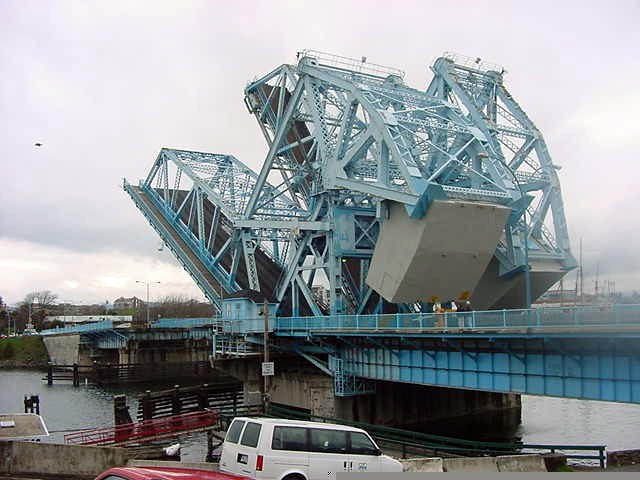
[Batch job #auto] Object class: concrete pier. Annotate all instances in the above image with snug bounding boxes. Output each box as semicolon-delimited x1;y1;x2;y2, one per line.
216;356;521;427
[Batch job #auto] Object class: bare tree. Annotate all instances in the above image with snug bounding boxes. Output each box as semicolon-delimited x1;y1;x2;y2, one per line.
151;295;215;320
23;290;59;329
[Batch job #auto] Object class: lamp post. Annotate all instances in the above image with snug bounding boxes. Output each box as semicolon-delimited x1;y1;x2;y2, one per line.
59;300;74;328
136;281;161;326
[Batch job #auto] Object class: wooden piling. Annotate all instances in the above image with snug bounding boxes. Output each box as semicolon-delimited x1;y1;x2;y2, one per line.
206;430;215;462
73;363;79;387
24;394;39;414
142;390;153;421
47;363;53;386
113;394;133;426
171;385;181;416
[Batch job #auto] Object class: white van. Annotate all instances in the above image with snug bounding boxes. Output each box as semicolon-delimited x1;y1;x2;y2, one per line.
219;417;403;480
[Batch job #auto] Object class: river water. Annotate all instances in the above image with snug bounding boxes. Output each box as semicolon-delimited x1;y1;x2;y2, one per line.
2;368;640;462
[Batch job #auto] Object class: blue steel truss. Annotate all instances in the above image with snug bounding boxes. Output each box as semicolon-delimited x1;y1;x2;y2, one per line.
124;50;585;397
426;53;575;274
126;50;575;317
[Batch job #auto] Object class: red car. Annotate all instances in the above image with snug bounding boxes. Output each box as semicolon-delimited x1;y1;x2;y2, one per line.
95;466;250;480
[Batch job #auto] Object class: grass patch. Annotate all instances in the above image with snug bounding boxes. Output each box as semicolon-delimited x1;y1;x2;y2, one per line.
0;336;48;366
553;464;575;472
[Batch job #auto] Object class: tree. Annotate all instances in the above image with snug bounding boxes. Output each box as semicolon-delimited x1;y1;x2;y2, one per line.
0;297;8;335
22;290;59;330
149;295;215;321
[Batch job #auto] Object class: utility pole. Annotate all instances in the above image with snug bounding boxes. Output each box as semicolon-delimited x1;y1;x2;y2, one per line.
263;298;270;406
579;238;584;305
136;281;161;327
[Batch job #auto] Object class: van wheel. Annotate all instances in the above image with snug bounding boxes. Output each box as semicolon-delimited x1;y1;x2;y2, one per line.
282;475;305;480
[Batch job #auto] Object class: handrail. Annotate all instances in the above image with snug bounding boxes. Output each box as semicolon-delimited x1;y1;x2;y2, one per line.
274;304;640;336
152;318;219;329
40;320;114;336
64;409;218;446
266;404;606;468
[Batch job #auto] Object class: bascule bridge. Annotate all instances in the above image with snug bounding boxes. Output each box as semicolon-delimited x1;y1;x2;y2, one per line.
98;51;638;424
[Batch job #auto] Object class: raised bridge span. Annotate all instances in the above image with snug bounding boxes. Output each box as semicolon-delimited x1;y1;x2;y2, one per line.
104;51;640;417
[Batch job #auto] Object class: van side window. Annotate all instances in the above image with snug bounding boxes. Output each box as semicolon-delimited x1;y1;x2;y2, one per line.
225;420;245;444
310;428;347;453
350;432;378;455
240;422;262;448
272;426;307;451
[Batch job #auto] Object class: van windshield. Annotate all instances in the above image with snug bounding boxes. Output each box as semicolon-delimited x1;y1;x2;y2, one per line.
225;420;245;444
350;432;378;455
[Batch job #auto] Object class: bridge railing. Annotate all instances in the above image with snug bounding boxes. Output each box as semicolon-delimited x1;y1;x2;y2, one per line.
152;318;219;329
40;320;114;336
274;304;640;334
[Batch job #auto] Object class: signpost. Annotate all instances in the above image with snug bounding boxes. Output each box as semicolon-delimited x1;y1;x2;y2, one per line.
263;299;271;408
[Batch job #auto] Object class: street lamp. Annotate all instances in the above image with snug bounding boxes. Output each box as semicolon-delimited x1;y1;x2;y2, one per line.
136;280;161;326
59;300;74;328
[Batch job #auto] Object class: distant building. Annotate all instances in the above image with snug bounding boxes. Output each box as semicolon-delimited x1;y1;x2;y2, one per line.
113;296;145;309
43;315;133;325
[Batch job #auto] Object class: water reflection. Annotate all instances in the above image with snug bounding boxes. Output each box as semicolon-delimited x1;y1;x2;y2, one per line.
2;369;640;462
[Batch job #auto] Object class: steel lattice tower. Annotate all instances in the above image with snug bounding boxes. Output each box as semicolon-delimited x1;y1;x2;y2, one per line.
125;51;575;316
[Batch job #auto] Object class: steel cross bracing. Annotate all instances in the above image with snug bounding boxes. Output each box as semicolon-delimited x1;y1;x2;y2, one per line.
125;148;306;310
127;50;575;318
426;52;576;275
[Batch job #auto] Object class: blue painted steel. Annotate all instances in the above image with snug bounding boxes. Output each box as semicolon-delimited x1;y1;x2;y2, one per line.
340;338;640;403
40;320;114;335
126;51;575;318
330;355;375;397
82;330;128;349
153;318;218;329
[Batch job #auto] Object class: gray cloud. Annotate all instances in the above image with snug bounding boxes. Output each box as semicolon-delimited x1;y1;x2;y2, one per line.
1;0;639;303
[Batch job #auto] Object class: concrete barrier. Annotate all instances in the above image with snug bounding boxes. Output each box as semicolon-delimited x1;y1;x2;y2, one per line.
496;454;547;472
0;441;128;478
607;449;640;467
443;457;499;472
401;457;444;472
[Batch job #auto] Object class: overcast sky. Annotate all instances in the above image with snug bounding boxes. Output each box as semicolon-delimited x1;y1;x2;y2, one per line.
1;0;639;306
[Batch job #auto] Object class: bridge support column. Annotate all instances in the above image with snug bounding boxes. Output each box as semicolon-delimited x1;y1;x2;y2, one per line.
215;358;263;405
216;357;521;428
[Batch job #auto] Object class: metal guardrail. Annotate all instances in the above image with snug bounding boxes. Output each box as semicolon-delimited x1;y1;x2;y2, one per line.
37;305;640;338
64;409;218;446
266;404;606;468
275;304;640;335
152;318;218;329
39;320;114;336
